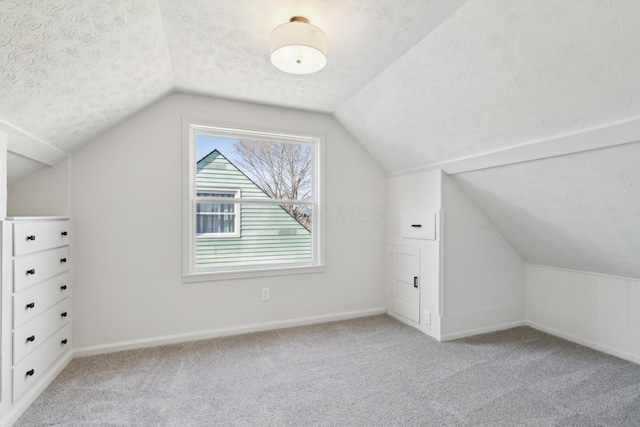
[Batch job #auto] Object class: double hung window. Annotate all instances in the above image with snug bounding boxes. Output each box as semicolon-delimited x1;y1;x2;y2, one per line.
196;189;240;237
183;121;324;281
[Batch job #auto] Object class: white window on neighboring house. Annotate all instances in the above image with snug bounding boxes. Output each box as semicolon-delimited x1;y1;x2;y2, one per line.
195;189;240;237
183;120;325;282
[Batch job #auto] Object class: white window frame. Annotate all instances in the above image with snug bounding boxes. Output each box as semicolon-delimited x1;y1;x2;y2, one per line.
195;188;241;238
182;119;326;282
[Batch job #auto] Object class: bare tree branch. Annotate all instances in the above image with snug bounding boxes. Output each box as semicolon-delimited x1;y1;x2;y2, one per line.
234;140;312;229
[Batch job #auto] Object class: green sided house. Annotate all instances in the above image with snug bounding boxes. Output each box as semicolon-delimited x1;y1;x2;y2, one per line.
195;149;311;268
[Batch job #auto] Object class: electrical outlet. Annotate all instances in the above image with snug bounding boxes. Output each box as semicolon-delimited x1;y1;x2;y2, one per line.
261;287;270;301
423;310;431;325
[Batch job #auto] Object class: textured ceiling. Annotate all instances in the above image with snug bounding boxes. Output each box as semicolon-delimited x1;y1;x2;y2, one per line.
159;0;468;112
0;0;173;154
336;0;640;173
0;0;467;158
453;142;640;279
2;0;640;278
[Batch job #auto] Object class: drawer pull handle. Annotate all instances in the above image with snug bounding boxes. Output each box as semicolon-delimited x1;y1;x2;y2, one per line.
26;302;35;309
61;285;67;290
26;235;36;241
61;231;68;236
411;224;422;228
61;339;68;345
61;312;68;318
26;269;35;276
26;335;35;343
26;369;35;377
60;258;67;263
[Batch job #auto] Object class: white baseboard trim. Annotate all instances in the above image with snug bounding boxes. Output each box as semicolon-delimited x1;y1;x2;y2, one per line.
73;308;387;358
1;351;73;427
439;303;525;341
387;310;443;341
440;320;526;341
386;310;419;327
525;320;640;366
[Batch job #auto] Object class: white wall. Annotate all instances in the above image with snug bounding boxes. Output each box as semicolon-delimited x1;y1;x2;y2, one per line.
0;132;6;219
69;93;387;353
7;158;71;217
452;142;640;280
386;169;442;243
441;174;525;339
526;264;640;364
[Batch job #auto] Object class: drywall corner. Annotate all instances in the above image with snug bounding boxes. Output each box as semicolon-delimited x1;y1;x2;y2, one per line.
440;173;525;338
526;264;640;364
0;132;6;219
7;158;71;217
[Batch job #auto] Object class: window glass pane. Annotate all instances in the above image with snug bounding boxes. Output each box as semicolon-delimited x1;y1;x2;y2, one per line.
197;191;235;198
188;127;320;277
196;211;236;235
196;203;236;235
197;202;235;213
196;135;312;202
195;203;312;268
195;190;239;235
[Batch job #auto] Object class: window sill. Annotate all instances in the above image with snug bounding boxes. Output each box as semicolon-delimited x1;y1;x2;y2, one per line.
182;264;326;283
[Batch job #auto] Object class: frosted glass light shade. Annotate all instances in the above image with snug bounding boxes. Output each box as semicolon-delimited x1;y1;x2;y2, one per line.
270;17;327;75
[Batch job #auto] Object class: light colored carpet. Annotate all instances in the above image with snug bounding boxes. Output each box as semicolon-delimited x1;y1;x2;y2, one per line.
15;315;640;426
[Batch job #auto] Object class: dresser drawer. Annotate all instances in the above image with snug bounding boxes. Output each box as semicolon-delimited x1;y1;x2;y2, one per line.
13;247;69;292
13;220;70;256
13;324;71;401
13;272;70;328
13;299;70;364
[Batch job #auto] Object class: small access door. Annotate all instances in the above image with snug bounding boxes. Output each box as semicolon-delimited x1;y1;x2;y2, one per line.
391;246;420;323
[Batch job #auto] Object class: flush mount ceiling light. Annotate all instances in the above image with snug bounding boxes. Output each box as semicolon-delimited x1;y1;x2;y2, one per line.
270;16;327;75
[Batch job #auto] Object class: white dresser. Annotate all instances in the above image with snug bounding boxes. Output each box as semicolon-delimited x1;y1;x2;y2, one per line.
0;217;72;422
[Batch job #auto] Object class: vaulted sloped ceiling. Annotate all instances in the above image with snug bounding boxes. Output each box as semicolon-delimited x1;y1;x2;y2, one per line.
158;0;468;112
332;0;640;279
453;142;640;279
0;0;467;158
335;0;640;171
0;0;173;154
2;0;640;278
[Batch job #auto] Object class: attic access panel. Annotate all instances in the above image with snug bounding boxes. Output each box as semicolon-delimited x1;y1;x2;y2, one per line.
401;210;437;240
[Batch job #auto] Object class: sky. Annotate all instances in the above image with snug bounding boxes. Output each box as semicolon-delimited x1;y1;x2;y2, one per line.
196;135;242;164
